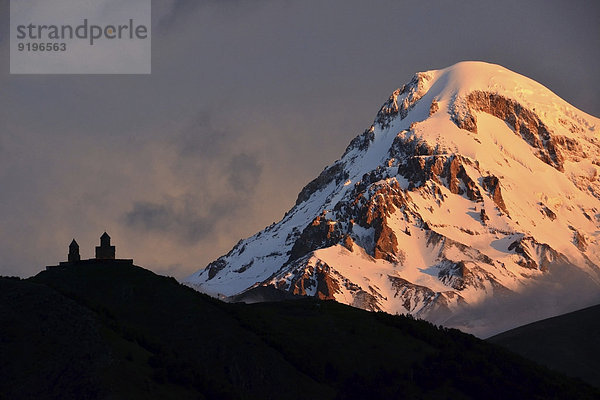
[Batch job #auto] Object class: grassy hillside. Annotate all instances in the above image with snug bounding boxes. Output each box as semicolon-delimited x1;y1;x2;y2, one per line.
489;304;600;388
0;261;597;399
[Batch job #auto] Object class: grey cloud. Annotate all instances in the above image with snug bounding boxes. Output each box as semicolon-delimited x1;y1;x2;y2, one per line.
0;0;7;45
153;0;256;32
172;111;234;159
123;199;216;245
122;192;250;246
228;153;262;193
124;202;174;231
153;0;198;31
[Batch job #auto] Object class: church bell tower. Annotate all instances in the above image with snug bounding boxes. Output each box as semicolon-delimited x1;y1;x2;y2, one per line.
68;239;80;263
95;232;116;259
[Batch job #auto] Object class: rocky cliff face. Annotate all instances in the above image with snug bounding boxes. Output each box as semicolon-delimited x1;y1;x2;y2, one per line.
186;61;600;337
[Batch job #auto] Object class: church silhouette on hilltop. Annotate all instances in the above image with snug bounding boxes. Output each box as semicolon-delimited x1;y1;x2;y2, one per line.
47;232;133;270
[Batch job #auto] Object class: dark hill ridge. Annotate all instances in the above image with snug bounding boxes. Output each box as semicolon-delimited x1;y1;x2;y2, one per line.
489;303;600;388
27;262;327;400
0;261;598;399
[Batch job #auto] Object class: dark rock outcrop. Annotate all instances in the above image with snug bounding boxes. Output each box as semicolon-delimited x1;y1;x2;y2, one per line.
387;276;437;314
507;237;562;272
295;162;346;206
342;126;375;157
461;91;564;170
574;231;588;252
206;258;227;280
274;259;341;300
541;205;557;220
289;215;344;261
375;72;432;128
482;175;509;215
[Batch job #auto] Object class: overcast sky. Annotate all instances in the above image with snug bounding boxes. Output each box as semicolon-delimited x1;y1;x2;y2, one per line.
1;0;599;279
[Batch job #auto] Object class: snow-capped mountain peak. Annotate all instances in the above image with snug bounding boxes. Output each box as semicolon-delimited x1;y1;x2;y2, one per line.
185;61;600;337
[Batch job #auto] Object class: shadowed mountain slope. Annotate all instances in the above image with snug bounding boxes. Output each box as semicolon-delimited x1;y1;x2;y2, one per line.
0;261;598;399
489;303;600;388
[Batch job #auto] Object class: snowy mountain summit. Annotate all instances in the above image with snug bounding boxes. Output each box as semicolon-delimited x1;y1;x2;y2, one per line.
186;61;600;336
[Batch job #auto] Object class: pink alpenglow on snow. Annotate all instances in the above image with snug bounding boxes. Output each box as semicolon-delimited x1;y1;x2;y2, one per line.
185;61;600;337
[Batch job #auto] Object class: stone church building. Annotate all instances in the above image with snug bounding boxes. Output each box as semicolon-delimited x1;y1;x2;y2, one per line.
47;232;133;270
